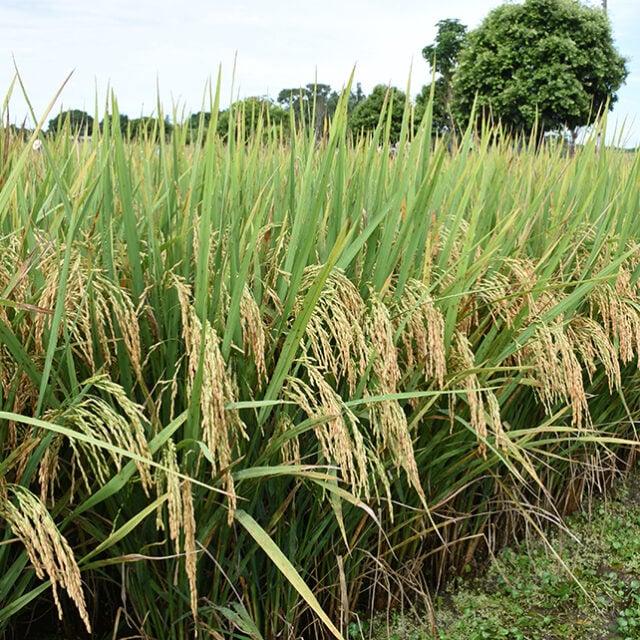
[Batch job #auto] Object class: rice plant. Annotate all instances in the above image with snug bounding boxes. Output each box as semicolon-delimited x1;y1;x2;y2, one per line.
0;76;640;639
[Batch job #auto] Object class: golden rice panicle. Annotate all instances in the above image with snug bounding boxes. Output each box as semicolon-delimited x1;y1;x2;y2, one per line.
363;290;425;501
155;438;198;620
524;321;590;429
285;361;370;498
155;440;198;625
34;252;142;378
173;274;246;523
181;478;198;626
155;439;182;540
366;391;424;502
0;346;12;409
552;323;590;430
391;279;446;387
568;316;620;393
0;236;46;432
480;264;526;330
46;375;153;499
0;352;40;450
450;331;488;459
297;266;369;395
367;292;401;393
485;388;508;452
92;375;153;490
39;434;64;505
239;285;267;384
507;258;557;318
96;273;144;379
492;258;591;428
589;262;640;367
258;222;291;294
276;414;301;466
35;254;94;366
0;484;91;633
0;236;33;341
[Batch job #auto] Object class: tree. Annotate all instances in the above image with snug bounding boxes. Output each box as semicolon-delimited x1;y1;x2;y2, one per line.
277;83;339;134
216;98;287;141
348;85;407;142
348;82;366;112
451;0;628;140
99;113;129;136
47;109;94;136
126;117;172;142
415;81;450;135
420;19;468;135
422;19;468;89
184;111;214;143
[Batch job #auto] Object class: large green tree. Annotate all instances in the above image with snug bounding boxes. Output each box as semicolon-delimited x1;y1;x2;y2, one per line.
452;0;628;140
99;113;129;136
419;19;468;135
216;97;288;141
126;116;173;142
348;82;366;112
277;83;338;134
422;19;468;89
47;109;94;136
348;85;407;142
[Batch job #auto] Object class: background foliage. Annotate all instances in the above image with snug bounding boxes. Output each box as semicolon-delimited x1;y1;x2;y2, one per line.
451;0;628;139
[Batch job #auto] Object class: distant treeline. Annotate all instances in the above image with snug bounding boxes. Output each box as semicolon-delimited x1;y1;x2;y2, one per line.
7;82;425;144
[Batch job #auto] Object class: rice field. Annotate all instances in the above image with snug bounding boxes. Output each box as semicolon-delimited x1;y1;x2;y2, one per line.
1;83;640;639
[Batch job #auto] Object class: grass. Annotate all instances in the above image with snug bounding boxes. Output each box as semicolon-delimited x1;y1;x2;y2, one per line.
359;466;640;640
1;78;640;638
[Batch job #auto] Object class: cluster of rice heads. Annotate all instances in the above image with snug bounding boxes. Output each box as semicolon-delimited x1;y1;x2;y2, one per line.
1;87;640;639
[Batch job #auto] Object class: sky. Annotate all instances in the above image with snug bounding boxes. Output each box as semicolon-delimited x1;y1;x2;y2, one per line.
1;0;638;146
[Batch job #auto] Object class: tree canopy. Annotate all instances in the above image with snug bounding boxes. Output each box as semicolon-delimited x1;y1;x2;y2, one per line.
420;19;468;135
99;113;129;136
422;19;468;87
47;109;94;135
216;98;287;141
349;85;407;142
277;83;339;134
127;117;172;142
451;0;628;138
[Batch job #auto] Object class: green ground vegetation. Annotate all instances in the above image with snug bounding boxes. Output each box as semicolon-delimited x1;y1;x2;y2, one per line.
356;469;640;640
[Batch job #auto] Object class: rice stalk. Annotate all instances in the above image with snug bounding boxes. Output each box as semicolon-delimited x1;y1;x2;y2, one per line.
295;266;369;395
284;361;370;499
4;78;640;639
0;483;90;633
39;374;153;503
155;438;199;627
33;249;142;379
389;278;447;387
173;273;246;523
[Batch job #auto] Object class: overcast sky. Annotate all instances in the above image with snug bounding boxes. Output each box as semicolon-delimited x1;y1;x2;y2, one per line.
1;0;638;146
